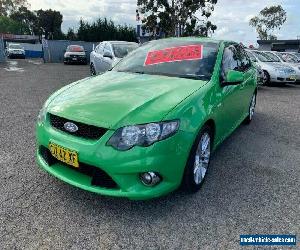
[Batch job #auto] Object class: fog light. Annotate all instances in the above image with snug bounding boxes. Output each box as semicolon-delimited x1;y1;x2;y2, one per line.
140;172;161;186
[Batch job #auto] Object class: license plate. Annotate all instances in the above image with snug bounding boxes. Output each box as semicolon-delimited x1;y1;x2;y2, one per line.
72;58;78;61
49;143;79;168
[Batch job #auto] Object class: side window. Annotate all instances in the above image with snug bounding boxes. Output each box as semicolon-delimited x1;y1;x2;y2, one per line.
236;46;252;71
96;44;104;55
104;43;111;53
221;45;239;79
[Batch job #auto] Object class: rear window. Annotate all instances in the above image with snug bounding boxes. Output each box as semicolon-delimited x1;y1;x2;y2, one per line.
113;40;219;81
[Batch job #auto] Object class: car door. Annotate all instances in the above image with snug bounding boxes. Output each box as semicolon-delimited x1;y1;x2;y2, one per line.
94;43;104;73
214;44;245;140
234;45;256;116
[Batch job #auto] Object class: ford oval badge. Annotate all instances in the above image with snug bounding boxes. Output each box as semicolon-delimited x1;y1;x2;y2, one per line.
64;122;78;133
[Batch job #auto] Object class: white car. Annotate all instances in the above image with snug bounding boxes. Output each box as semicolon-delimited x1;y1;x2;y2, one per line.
63;45;87;65
90;41;138;75
289;52;300;62
6;44;25;59
246;50;296;85
263;51;300;82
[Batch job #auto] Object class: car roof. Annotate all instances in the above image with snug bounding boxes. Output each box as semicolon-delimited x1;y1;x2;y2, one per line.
67;45;84;48
106;41;138;45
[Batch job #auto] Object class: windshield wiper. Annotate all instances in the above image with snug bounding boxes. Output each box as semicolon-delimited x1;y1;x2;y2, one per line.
176;74;208;80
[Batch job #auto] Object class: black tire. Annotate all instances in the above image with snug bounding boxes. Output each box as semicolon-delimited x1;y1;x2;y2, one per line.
244;93;256;124
182;125;213;193
263;71;270;86
90;63;96;76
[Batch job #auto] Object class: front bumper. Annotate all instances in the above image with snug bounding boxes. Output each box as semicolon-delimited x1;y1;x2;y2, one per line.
8;53;25;59
270;73;296;83
64;57;87;64
36;119;193;200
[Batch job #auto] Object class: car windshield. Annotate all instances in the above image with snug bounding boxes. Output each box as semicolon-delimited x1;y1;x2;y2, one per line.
277;53;298;63
9;44;22;50
112;43;138;58
252;51;275;62
292;53;300;60
67;46;84;52
264;52;281;62
246;51;257;62
113;40;219;80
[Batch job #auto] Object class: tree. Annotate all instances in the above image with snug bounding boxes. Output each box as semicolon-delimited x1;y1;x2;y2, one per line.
137;0;218;38
0;0;28;16
0;15;26;33
66;28;77;40
36;9;63;39
10;6;38;35
77;18;137;42
249;5;287;40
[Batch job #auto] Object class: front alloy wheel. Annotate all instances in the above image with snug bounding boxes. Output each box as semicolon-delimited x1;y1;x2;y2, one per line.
183;125;212;193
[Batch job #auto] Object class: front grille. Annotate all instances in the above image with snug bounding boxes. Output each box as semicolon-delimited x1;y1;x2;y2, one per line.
49;113;108;140
40;146;118;189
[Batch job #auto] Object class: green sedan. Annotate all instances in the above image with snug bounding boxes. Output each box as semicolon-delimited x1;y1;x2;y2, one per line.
36;38;257;200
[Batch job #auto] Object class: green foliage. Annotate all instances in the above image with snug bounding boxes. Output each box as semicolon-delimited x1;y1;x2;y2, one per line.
0;15;26;33
36;9;64;39
66;28;77;40
249;5;287;40
76;18;137;42
137;0;218;38
0;0;28;16
10;6;38;35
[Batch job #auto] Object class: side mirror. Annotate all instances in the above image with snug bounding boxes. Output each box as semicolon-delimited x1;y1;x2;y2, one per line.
103;51;113;59
222;70;244;86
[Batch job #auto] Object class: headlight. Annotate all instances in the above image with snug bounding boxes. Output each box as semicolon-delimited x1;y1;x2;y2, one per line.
107;120;180;151
37;105;47;124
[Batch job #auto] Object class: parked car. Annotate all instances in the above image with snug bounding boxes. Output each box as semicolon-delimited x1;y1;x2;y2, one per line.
246;50;264;84
279;52;300;63
263;51;300;82
90;41;139;75
37;38;257;200
64;45;87;65
6;43;25;59
246;50;296;85
289;52;300;62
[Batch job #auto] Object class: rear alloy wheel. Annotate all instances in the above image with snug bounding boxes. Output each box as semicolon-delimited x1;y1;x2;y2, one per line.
263;71;270;86
90;63;96;76
244;93;256;124
183;125;212;193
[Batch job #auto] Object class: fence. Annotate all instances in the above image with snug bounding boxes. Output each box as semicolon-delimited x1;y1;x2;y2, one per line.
43;40;97;63
0;39;6;63
23;43;43;58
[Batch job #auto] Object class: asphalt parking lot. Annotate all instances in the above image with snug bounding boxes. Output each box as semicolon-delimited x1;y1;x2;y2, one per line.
0;59;299;249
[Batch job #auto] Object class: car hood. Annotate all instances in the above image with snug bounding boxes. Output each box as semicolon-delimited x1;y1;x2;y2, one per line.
47;71;207;129
8;49;24;52
65;52;86;56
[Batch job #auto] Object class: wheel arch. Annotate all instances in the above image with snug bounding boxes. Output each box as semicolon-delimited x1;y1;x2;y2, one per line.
203;119;216;147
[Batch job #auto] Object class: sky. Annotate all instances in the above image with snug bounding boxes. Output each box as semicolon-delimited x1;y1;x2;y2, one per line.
28;0;300;46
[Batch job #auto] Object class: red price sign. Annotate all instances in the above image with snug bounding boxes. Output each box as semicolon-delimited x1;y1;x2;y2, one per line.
144;44;203;66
